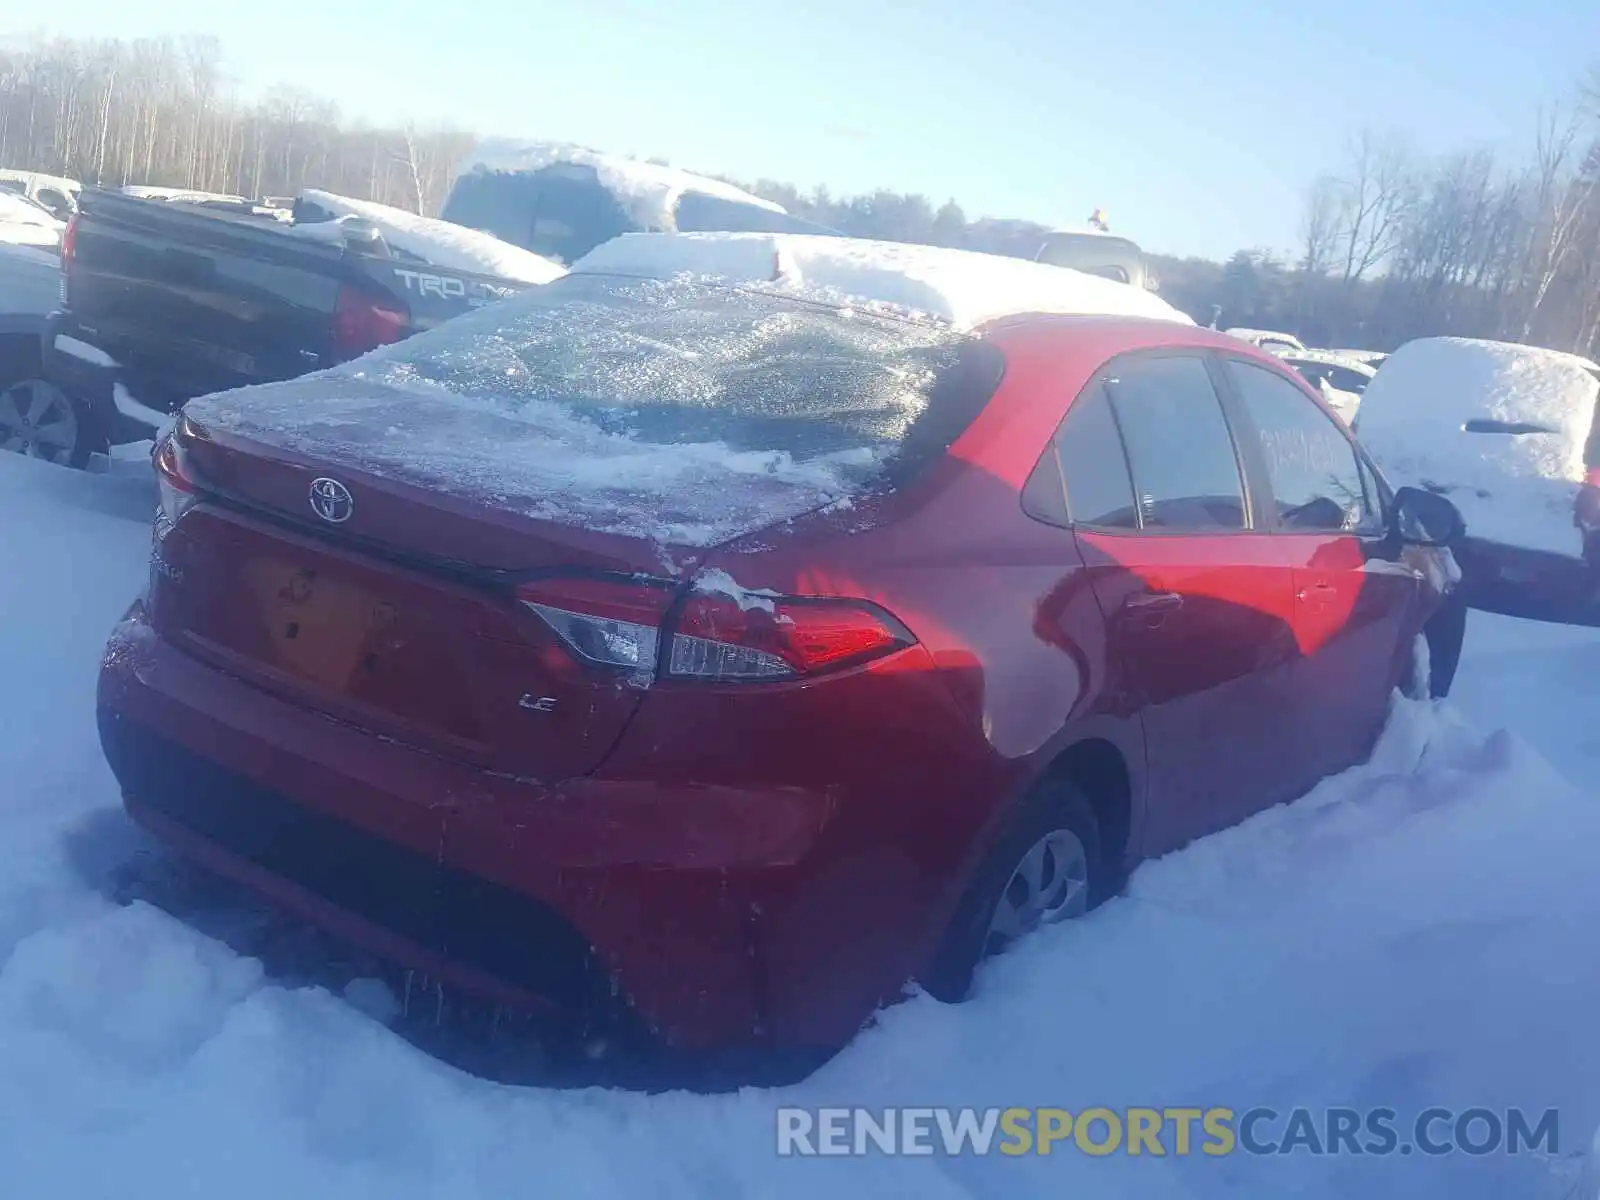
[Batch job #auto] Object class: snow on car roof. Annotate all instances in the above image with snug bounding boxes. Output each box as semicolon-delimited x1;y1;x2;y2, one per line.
569;232;1192;330
289;190;566;285
121;185;249;203
455;139;787;231
1356;337;1600;557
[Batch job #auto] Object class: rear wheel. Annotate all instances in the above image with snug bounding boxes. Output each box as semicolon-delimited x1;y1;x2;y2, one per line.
0;375;103;469
923;779;1103;1002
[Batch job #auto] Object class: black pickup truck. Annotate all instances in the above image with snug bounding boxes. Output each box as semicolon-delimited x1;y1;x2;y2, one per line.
39;188;534;465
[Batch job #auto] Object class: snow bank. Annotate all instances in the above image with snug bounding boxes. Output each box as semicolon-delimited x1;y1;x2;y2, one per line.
457;139;786;231
289;191;566;285
571;232;1192;329
4;448;1600;1197
1356;337;1600;556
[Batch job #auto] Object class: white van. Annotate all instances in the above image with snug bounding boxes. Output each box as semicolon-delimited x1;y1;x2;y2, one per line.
1034;229;1151;289
0;171;80;221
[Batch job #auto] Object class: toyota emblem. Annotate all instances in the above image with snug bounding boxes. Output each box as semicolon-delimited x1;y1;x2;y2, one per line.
308;477;354;524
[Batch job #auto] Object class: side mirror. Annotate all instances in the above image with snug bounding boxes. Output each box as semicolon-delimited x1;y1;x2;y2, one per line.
1391;485;1463;547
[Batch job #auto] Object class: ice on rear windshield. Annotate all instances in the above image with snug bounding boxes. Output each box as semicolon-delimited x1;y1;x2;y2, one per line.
342;273;988;461
188;275;1002;548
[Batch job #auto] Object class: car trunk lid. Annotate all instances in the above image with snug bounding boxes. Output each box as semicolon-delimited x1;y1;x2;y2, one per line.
151;393;764;782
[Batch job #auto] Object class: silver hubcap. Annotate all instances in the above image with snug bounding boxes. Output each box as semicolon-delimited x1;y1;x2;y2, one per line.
986;828;1090;954
0;379;78;465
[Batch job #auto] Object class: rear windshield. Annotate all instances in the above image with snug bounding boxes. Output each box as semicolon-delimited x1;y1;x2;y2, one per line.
341;273;1004;481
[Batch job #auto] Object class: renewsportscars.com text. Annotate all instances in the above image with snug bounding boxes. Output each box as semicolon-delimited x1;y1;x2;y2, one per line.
775;1106;1560;1158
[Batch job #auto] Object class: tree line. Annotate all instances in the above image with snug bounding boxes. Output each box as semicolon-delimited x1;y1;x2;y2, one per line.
4;34;1598;358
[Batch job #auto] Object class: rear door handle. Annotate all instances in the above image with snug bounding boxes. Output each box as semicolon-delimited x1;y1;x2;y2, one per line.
1296;582;1338;602
1123;591;1184;613
1121;591;1184;629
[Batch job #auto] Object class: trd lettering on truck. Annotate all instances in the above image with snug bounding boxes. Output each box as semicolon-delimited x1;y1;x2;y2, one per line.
393;269;518;306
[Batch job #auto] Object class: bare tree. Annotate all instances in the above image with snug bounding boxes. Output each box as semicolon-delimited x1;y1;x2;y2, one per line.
1334;130;1417;284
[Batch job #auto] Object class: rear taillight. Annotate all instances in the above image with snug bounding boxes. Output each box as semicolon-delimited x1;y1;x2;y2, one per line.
331;285;408;360
153;432;198;526
60;214;78;264
517;574;915;682
669;592;911;680
517;577;673;673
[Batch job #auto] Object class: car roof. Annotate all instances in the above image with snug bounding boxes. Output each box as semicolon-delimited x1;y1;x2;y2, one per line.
569;232;1190;330
976;313;1313;378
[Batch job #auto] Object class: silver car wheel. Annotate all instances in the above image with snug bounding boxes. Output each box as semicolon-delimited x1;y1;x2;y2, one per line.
985;827;1090;954
0;378;79;465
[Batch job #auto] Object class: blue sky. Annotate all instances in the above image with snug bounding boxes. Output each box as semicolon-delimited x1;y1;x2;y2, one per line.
17;0;1600;258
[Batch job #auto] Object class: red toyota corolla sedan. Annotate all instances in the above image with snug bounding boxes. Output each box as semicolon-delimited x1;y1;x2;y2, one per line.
97;273;1463;1060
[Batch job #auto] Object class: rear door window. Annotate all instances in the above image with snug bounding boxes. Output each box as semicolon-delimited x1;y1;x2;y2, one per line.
1101;355;1248;530
439;171;544;246
524;174;634;263
1055;385;1139;528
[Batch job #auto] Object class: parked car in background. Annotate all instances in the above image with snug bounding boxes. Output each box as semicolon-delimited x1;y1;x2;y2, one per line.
0;191;65;249
1356;336;1600;625
1225;328;1307;354
1033;228;1151;289
1327;348;1389;367
97;250;1463;1066
0;243;69;463
0;170;80;220
30;187;563;467
440;141;841;266
1273;349;1378;424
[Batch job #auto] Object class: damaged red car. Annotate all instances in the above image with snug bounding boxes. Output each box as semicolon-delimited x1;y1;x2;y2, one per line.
97;269;1465;1062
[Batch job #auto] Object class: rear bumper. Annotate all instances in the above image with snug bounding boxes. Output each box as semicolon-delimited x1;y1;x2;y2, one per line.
1454;536;1600;626
96;603;961;1051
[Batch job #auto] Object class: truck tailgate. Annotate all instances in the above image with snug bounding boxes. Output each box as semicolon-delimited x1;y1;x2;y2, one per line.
68;196;347;398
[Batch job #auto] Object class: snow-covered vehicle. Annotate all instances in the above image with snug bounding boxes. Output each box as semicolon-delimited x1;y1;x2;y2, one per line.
120;185;252;205
439;141;841;266
0;169;80;220
1274;349;1378;424
567;231;1190;326
35;186;565;467
1032;228;1151;289
0;191;65;249
1225;328;1306;354
1355;337;1600;625
0;243;71;464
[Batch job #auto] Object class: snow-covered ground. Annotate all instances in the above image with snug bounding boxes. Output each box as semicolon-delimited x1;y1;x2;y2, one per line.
2;448;1599;1198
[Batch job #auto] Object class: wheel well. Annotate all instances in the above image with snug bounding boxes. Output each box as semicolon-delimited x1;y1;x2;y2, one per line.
0;332;44;387
1046;738;1132;865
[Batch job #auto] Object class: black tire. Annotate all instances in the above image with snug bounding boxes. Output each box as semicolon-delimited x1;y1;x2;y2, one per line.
0;371;106;470
923;779;1104;1003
